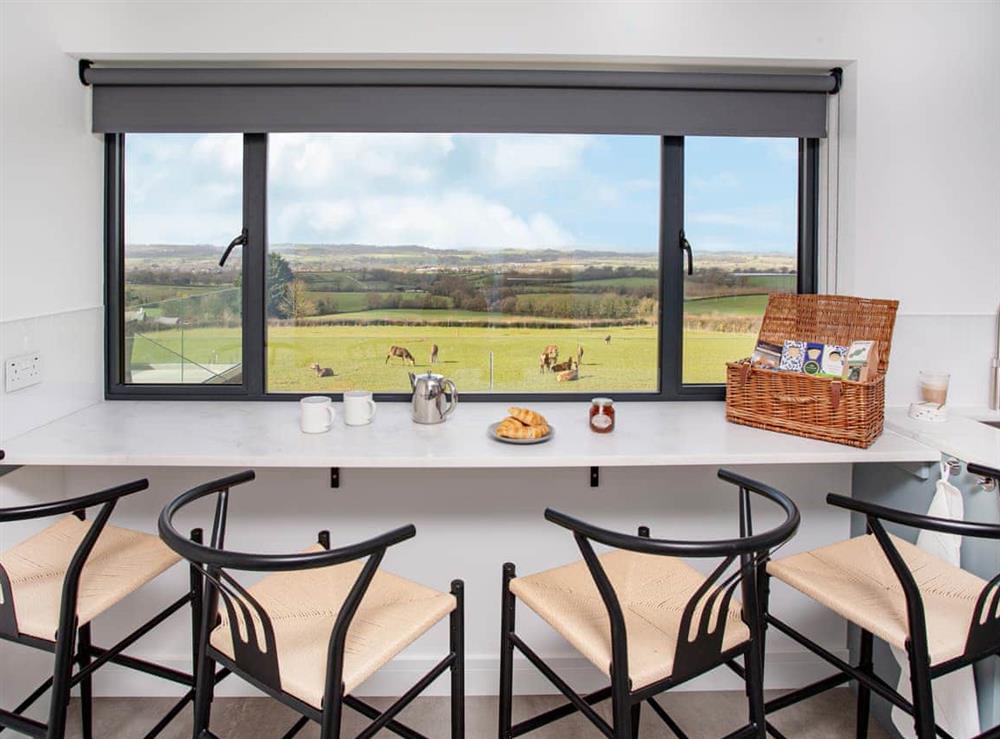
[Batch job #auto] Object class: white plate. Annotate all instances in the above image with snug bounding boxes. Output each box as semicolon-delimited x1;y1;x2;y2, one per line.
488;421;555;445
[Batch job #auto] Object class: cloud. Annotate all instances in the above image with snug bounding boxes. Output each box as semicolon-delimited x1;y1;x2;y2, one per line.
481;134;594;185
272;191;575;250
689;203;793;234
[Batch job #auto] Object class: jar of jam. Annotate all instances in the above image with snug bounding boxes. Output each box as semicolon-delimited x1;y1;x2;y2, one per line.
589;397;615;433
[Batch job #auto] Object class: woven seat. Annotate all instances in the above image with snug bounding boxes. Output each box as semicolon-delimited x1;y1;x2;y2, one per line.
767;533;986;665
210;547;456;708
510;549;750;690
0;515;181;641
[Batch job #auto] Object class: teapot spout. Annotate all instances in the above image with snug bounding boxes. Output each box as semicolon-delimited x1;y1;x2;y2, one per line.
408;371;417;390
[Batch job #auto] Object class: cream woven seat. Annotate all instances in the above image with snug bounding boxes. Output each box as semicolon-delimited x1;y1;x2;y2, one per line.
0;515;181;641
767;533;987;666
510;549;751;690
210;546;456;708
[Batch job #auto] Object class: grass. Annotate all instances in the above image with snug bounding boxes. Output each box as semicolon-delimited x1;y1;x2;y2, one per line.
683;294;769;316
129;323;754;392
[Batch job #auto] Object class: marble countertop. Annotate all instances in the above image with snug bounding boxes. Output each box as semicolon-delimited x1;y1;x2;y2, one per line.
885;406;1000;467
0;400;938;469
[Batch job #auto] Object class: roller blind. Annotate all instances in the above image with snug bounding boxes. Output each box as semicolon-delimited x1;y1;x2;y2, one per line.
82;66;839;138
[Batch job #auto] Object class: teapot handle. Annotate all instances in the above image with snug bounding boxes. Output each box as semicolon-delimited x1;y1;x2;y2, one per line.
442;379;459;418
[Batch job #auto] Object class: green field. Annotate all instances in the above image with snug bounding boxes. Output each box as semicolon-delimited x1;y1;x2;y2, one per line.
684;294;769;315
129;322;753;390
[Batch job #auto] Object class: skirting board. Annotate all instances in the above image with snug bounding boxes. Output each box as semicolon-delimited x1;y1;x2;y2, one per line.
77;650;848;699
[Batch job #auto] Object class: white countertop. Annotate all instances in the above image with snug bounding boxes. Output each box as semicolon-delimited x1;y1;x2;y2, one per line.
0;400;937;469
886;407;1000;467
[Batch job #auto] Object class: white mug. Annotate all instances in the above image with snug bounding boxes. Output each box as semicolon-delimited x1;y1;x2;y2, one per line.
343;390;377;426
300;396;335;433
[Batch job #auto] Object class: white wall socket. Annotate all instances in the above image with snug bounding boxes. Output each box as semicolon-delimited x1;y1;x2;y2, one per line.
5;352;42;393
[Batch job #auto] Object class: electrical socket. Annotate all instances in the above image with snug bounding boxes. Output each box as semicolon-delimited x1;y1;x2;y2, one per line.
5;352;42;393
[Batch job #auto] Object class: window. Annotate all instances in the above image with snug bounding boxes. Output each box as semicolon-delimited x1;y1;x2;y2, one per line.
121;133;244;385
265;133;661;394
106;132;818;400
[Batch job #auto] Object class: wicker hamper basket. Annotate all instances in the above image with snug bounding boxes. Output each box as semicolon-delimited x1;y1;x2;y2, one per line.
725;294;899;448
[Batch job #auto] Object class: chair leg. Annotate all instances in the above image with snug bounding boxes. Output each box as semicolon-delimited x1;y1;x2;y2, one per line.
629;701;641;739
192;564;218;739
856;629;874;739
46;621;79;739
77;623;94;739
907;645;936;739
450;580;465;739
320;682;345;739
498;563;517;739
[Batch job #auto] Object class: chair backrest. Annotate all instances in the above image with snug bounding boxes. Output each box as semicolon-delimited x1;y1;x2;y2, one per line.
828;462;1000;667
0;478;149;640
158;470;415;702
545;468;800;684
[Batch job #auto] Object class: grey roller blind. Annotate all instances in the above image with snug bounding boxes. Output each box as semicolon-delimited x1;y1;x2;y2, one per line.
83;67;838;138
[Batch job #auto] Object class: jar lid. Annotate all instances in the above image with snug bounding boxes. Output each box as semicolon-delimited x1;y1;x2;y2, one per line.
591;397;614;406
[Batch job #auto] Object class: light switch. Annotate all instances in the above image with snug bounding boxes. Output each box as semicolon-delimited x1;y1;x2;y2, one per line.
5;352;42;393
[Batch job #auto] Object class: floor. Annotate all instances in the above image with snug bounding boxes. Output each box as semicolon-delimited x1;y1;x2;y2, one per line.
64;690;891;738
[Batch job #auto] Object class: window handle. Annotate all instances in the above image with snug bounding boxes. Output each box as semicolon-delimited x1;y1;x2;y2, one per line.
219;228;248;267
680;229;694;276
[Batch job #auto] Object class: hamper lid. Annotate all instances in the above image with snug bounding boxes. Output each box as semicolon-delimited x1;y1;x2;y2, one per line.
757;294;898;377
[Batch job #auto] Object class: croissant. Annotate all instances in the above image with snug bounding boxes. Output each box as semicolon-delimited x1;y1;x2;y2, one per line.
497;416;550;440
507;407;548;428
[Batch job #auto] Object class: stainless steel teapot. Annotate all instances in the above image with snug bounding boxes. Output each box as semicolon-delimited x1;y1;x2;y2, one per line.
409;372;458;424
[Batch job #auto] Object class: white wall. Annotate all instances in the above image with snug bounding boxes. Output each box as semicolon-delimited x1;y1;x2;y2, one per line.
1;0;997;708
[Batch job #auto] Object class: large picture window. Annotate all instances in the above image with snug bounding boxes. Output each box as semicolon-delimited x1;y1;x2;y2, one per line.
98;67;832;401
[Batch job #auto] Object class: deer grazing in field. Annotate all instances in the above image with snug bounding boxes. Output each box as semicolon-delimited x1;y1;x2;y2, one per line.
542;344;559;363
604;334;612;345
310;362;334;377
538;352;554;374
430;344;439;364
386;345;416;365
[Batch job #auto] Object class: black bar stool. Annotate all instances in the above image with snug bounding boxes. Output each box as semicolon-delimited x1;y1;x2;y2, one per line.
158;470;465;739
497;469;800;739
0;478;202;739
764;461;1000;739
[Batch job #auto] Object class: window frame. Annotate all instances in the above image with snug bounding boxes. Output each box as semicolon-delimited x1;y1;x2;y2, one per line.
104;133;819;402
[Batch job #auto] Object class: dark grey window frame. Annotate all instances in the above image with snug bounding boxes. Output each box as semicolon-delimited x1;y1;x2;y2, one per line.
104;133;819;402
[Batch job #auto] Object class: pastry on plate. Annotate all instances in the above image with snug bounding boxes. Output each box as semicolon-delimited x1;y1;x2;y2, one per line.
496;416;550;440
507;407;548;428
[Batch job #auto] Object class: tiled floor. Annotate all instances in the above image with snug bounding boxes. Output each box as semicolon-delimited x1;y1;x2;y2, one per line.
63;690;890;737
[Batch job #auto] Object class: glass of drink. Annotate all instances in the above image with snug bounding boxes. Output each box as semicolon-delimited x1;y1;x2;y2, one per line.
918;371;950;406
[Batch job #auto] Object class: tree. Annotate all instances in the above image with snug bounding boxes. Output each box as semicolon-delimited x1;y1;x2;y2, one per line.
267;253;294;319
289;279;317;320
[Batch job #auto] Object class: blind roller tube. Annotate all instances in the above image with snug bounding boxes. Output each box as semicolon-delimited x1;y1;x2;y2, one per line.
85;66;837;137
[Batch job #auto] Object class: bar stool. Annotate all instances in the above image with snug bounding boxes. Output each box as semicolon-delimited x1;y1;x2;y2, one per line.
158;470;465;739
0;478;202;739
764;461;1000;739
498;469;800;739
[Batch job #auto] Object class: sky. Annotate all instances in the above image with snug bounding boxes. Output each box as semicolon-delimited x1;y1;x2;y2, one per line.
124;132;798;254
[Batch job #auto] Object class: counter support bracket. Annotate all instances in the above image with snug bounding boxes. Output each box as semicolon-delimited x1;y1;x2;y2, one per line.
590;467;599;488
330;467;340;489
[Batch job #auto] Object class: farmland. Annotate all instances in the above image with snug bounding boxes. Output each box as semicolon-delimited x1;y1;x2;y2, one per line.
123;243;791;389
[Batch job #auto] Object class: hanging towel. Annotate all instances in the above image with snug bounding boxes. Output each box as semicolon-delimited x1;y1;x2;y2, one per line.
890;467;980;738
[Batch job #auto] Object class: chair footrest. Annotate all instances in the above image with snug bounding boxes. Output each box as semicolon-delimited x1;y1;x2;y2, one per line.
0;708;46;738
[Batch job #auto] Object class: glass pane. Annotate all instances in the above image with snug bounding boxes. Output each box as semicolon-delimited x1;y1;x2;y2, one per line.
682;137;799;384
123;134;243;385
266;133;660;394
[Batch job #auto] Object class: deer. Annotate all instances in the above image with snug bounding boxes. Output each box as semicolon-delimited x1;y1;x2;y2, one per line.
386;345;416;365
550;357;577;374
542;344;559;363
539;352;554;373
430;344;439;364
556;367;579;382
604;334;612;345
310;362;334;377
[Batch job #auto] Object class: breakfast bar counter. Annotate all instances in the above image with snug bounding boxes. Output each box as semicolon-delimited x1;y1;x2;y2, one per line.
0;400;938;469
